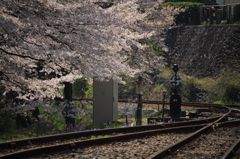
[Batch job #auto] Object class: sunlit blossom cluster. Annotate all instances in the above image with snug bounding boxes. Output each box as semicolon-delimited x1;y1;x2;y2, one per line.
0;0;183;101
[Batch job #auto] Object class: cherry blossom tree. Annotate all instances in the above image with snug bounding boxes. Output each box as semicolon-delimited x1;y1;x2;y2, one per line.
0;0;183;101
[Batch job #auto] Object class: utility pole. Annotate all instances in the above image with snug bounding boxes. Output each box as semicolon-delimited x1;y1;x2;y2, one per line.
136;77;143;125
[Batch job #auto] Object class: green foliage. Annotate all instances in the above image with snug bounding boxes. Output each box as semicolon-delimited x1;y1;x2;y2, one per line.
37;106;65;132
72;78;89;99
147;41;163;55
0;128;35;142
221;81;240;104
181;78;198;102
220;20;228;24
201;21;210;25
0;110;15;133
85;83;93;98
216;71;240;105
213;101;224;105
86;122;123;130
0;104;94;142
84;105;93;110
154;83;165;92
48;106;65;130
161;2;204;8
75;113;93;129
233;20;240;24
72;78;93;98
161;2;204;25
118;74;135;99
93;135;110;138
149;111;162;118
139;39;163;56
58;88;64;96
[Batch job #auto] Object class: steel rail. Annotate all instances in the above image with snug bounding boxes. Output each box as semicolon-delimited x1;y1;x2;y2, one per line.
0;116;221;150
78;98;234;110
0;117;219;149
0;106;233;159
221;137;240;159
0;124;205;159
216;119;240;127
147;108;231;159
2;119;238;159
219;120;240;159
0;101;232;159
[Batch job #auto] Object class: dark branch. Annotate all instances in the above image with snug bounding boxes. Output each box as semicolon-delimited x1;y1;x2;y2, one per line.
0;48;43;61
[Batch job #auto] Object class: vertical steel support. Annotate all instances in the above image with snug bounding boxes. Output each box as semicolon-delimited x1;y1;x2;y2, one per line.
162;92;166;123
136;77;143;126
136;94;142;125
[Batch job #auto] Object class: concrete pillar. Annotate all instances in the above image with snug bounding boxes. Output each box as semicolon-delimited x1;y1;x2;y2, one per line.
93;79;118;125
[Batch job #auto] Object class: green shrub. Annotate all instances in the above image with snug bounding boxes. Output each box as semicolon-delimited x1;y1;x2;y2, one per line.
220;20;228;24
118;74;135;99
216;71;240;105
182;78;198;102
0;110;15;133
201;21;210;25
222;82;240;105
85;83;93;98
72;78;89;99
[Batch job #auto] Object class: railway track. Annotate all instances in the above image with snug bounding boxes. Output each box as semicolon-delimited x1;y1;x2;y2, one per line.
0;103;239;159
1;124;205;159
0;117;216;158
159;120;240;159
147;108;239;159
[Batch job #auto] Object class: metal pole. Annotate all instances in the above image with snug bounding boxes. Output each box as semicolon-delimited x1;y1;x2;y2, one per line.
136;77;143;126
137;93;142;125
162;92;165;123
175;71;177;91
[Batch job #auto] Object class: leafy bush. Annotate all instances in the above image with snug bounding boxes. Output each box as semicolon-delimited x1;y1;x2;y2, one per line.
0;110;15;133
216;71;240;105
118;74;136;99
181;78;198;102
161;2;204;25
72;78;89;99
222;82;240;104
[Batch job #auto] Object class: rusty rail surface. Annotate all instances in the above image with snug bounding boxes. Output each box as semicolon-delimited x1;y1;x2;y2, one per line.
0;102;236;159
147;108;236;159
3;118;238;159
221;137;240;159
0;100;229;151
0;124;205;159
0;116;220;150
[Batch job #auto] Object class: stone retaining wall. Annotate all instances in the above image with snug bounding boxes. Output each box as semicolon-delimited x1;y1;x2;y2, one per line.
165;25;240;77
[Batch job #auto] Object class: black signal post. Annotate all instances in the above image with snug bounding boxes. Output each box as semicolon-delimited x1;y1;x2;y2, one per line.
170;64;181;119
172;64;179;89
136;77;143;125
172;64;179;75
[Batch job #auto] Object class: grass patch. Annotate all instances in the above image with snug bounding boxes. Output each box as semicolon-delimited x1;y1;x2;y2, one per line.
92;135;110;139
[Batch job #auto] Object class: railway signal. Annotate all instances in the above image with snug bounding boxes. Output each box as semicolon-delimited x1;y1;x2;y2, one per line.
170;76;181;86
170;64;182;119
